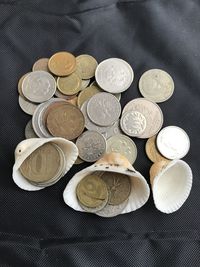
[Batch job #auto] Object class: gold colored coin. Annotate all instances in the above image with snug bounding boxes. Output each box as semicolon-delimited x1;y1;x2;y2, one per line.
76;175;108;208
48;51;76;76
18;73;30;97
77;85;101;107
101;172;131;205
66;96;78;106
32;58;49;72
46;103;85;140
76;54;98;79
57;73;81;95
19;143;61;183
145;135;170;163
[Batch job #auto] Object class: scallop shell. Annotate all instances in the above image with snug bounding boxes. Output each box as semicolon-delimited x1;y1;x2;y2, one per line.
63;153;150;215
13;137;78;191
150;160;193;213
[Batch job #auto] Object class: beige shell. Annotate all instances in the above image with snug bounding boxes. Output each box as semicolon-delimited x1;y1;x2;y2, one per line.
150;160;193;213
12;137;78;191
63;153;150;215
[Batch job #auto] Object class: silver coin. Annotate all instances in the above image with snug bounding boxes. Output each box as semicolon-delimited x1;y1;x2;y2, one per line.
87;92;121;126
25;120;38;139
76;130;106;162
120;111;146;137
102;120;122;139
106;134;137;165
122;98;163;139
95;58;134;93
139;69;174;103
81;79;90;90
32;103;47;138
156;126;190;159
89;81;121;101
18;95;38;115
96;199;128;217
22;71;56;103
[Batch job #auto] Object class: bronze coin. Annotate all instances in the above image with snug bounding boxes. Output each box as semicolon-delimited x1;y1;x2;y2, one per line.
76;54;98;79
77;85;102;107
57;73;82;95
55;89;77;100
46;103;85;140
32;58;49;72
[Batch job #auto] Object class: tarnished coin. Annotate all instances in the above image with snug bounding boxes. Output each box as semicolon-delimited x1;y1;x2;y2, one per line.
95;58;134;93
25;120;38;139
87;92;121;126
18;95;38;115
139;69;174;103
77;85;101;107
122;98;163;138
106;134;137;165
101;172;131;205
102;120;122;139
46;103;85;140
18;73;30;97
81;79;90;90
48;51;76;76
156;126;190;159
76;175;108;208
76;54;98;79
32;58;49;72
19;143;61;183
57;73;82;95
22;71;56;103
96;199;128;217
145;135;170;163
76;131;106;162
120;111;146;137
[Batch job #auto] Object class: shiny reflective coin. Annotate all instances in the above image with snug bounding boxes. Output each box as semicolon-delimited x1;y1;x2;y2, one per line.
156;126;190;159
57;73;82;95
76;54;98;79
101;172;131;205
54;89;77;100
81;79;90;90
18;73;30;97
46;103;85;140
77;85;101;108
18;95;38;115
95;58;134;93
22;71;56;103
139;69;174;103
48;51;76;76
96;199;128;217
25;120;38;139
32;58;49;72
87;92;121;126
76;175;108;208
120;111;146;137
106;134;137;165
102;120;122;139
145;135;170;163
122;98;163;138
76;131;106;162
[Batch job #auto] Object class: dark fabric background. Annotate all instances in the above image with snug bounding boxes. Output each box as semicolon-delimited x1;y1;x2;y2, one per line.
0;0;200;266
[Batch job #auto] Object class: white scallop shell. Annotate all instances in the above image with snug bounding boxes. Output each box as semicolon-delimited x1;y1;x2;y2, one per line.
13;137;78;191
63;153;150;215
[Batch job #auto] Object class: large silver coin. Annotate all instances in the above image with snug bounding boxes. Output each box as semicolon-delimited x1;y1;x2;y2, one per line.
22;71;56;103
25;120;38;139
102;120;122;139
18;95;38;115
120;111;146;137
96;199;128;217
156;126;190;159
87;92;121;126
122;98;163;139
95;58;134;93
139;69;174;103
106;134;137;165
76;131;106;162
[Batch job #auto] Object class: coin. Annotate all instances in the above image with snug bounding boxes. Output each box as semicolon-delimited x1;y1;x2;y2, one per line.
156;126;190;159
122;98;163;138
19;143;61;183
96;199;128;217
77;85;102;107
87;92;121;126
120;111;146;137
66;96;78;106
76;131;106;162
74;157;84;165
145;135;170;163
18;73;30;97
76;175;108;208
139;69;174;103
81;79;90;90
106;134;137;165
18;95;38;115
32;58;49;72
76;54;98;79
48;51;76;76
89;81;121;101
95;58;134;93
55;89;77;100
25;120;38;139
102;120;122;139
46;103;85;140
22;71;56;103
57;73;82;95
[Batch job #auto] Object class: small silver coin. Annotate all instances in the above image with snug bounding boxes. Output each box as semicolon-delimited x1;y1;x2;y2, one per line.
22;71;56;103
87;92;121;126
96;199;128;217
18;95;38;115
120;111;146;137
156;126;190;159
102;120;122;140
32;103;47;138
25;120;38;139
76;130;106;162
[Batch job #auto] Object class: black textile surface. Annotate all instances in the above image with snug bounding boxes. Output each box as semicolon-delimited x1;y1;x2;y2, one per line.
0;0;200;266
